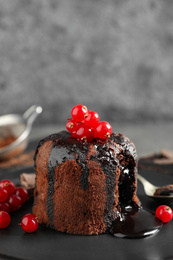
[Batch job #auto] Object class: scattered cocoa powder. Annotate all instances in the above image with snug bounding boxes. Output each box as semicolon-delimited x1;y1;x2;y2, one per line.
0;150;34;168
0;135;16;149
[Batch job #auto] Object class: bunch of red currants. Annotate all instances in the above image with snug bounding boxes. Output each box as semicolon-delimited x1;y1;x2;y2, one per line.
66;104;112;142
0;179;38;232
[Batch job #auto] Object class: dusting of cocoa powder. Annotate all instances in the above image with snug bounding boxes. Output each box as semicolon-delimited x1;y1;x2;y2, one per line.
0;150;34;168
0;135;16;149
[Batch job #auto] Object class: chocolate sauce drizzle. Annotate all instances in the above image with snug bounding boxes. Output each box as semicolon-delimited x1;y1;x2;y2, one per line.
73;144;90;190
91;141;119;227
110;133;139;208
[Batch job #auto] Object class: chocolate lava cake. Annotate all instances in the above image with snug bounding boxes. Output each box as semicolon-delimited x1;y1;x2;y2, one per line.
33;130;141;235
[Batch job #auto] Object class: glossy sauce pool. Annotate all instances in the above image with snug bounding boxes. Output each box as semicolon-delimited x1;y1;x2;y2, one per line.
110;209;163;238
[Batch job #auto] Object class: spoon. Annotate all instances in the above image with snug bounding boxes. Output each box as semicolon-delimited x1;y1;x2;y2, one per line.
0;105;42;160
137;174;173;202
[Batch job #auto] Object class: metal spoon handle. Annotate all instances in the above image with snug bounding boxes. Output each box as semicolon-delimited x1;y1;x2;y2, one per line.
137;174;158;195
23;105;42;131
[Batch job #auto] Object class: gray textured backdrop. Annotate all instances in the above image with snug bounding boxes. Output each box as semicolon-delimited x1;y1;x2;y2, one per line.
0;0;173;125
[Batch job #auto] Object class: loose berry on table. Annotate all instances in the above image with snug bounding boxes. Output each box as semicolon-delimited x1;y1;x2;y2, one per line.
0;188;8;202
0;202;10;213
7;194;22;212
0;180;15;196
15;187;29;205
0;211;11;228
155;205;173;223
21;213;38;233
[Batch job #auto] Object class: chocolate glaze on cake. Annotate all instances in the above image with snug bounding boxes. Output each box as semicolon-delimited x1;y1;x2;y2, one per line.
33;130;141;235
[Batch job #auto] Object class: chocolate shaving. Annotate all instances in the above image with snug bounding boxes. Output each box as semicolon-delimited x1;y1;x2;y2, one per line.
20;173;36;189
140;149;173;165
20;173;36;198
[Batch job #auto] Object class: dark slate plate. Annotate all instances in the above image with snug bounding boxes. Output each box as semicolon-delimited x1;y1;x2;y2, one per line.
0;141;173;260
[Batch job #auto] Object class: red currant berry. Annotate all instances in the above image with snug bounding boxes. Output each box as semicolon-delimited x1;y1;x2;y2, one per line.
155;205;173;223
75;124;95;142
71;104;88;122
95;121;112;139
0;180;15;196
0;188;8;202
21;213;38;233
66;119;79;132
7;194;22;212
71;130;77;138
0;202;10;213
15;187;29;205
84;110;100;126
0;211;11;228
